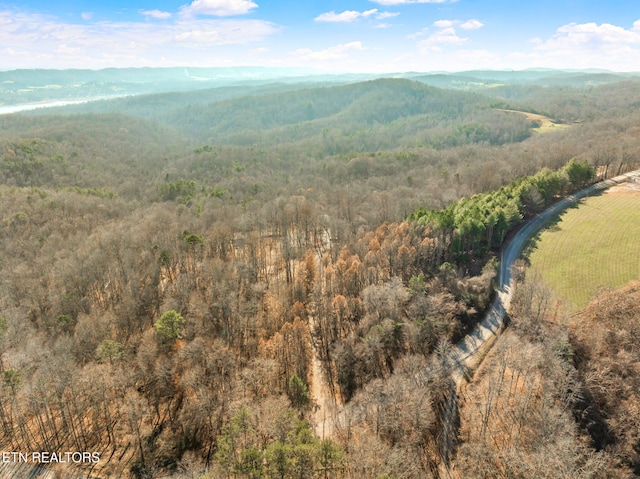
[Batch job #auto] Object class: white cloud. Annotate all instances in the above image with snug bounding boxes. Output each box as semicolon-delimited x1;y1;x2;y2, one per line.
315;10;362;23
180;0;258;17
0;8;278;68
408;27;429;39
370;0;454;4
56;43;82;55
433;20;454;28
538;21;640;50
415;19;483;52
173;19;275;44
433;19;483;30
142;10;172;19
174;29;220;42
419;27;467;52
526;20;640;71
291;41;365;61
3;46;27;57
314;9;393;23
81;12;94;21
376;11;400;20
4;5;640;73
406;19;640;72
460;19;483;30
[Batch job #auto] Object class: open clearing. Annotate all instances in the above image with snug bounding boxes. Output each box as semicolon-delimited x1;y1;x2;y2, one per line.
497;109;571;133
527;181;640;312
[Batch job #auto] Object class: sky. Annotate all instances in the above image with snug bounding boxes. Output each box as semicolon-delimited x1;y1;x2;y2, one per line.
1;0;640;72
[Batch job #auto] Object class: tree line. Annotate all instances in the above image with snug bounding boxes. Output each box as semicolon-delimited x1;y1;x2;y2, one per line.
0;76;638;478
409;158;595;264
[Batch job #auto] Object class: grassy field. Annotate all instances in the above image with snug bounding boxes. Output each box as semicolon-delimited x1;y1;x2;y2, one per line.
498;109;571;133
526;184;640;312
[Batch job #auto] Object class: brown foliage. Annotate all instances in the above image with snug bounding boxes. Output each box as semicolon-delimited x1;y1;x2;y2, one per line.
570;280;640;474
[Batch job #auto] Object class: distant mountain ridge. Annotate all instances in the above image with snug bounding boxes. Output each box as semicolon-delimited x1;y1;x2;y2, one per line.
2;67;638;107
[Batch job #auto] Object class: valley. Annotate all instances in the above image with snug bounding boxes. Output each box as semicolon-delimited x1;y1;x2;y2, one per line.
0;68;639;478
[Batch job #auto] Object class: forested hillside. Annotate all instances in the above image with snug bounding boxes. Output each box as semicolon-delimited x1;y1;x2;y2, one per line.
57;78;533;153
453;276;640;478
0;73;639;478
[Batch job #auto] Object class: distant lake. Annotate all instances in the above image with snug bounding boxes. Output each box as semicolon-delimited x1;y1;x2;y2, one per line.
0;96;126;115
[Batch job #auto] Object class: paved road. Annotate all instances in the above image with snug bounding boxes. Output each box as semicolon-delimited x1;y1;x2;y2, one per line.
451;169;640;384
317;169;640;442
435;169;640;469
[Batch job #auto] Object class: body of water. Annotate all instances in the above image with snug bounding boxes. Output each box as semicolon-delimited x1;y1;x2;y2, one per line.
0;96;127;115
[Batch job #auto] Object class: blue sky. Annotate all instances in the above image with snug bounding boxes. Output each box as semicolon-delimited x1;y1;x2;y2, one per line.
1;0;640;71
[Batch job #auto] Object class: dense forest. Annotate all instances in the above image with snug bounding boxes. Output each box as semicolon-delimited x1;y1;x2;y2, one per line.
0;69;639;478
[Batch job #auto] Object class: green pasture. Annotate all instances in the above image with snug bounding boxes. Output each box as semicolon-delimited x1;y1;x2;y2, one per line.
526;189;640;312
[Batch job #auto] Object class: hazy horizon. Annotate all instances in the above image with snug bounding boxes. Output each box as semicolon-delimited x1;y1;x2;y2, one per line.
1;1;639;72
0;66;637;74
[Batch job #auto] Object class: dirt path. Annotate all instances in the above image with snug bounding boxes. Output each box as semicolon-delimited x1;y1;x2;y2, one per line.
308;314;339;438
304;227;343;439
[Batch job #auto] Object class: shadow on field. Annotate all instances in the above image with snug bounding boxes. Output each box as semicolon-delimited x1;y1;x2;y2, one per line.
520;214;562;264
519;186;607;264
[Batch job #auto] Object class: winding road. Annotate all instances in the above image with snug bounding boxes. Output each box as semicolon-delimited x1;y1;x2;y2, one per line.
313;168;640;441
450;168;640;384
430;168;640;470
